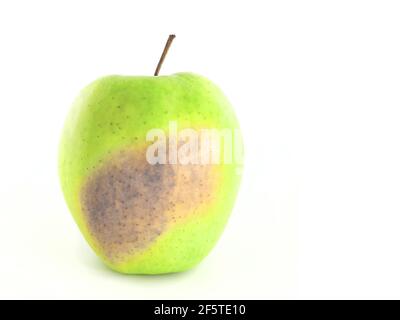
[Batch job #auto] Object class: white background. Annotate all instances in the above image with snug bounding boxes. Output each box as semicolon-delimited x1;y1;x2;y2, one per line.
1;0;400;299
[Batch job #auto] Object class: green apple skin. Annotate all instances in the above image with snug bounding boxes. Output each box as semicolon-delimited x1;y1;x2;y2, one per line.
59;72;243;274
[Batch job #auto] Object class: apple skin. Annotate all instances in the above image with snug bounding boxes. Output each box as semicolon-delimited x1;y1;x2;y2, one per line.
59;72;243;274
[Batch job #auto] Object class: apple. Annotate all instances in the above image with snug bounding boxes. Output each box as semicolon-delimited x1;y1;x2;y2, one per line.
59;35;243;274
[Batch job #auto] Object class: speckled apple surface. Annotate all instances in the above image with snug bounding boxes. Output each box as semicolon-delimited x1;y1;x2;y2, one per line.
59;73;243;274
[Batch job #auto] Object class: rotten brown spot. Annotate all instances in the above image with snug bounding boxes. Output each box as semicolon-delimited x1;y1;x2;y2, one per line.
81;147;219;261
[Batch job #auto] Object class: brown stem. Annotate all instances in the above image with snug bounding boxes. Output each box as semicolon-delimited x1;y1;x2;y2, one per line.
154;34;176;76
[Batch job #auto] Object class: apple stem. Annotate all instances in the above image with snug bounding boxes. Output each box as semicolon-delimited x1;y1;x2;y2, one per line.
154;34;176;76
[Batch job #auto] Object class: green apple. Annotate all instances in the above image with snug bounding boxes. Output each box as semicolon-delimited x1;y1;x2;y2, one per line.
58;36;243;274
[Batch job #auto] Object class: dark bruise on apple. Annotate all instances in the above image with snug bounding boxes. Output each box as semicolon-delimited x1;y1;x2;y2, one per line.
81;147;218;262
